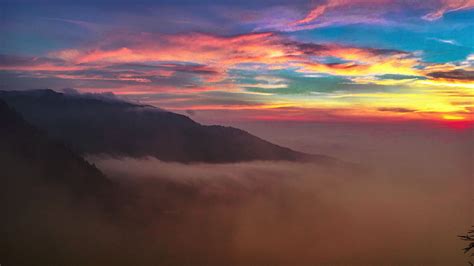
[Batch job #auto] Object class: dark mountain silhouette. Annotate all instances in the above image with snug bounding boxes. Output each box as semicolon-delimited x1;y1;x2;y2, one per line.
0;99;119;265
0;98;113;197
0;89;333;163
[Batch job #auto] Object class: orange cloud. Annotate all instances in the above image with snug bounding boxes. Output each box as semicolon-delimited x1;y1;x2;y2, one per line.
47;32;421;79
296;49;420;76
52;32;278;65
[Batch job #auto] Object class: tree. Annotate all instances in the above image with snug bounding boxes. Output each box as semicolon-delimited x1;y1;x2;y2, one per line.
459;226;474;266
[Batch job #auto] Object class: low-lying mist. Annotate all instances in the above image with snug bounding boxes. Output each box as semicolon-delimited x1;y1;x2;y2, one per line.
88;127;472;266
5;121;471;265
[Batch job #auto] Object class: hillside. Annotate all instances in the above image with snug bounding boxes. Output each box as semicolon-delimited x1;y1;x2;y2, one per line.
0;89;332;163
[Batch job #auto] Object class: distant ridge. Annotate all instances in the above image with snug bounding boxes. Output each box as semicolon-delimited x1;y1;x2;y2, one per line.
0;89;334;163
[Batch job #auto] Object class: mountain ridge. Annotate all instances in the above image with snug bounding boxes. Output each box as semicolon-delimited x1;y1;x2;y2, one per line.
0;89;334;164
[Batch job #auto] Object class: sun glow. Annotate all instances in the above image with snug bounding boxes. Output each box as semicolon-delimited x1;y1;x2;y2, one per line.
442;114;466;121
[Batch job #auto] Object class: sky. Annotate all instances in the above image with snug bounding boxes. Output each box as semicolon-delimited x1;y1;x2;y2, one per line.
0;0;473;124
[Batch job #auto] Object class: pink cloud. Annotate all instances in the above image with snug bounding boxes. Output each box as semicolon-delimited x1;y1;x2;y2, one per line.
284;0;474;31
46;31;420;79
423;0;474;20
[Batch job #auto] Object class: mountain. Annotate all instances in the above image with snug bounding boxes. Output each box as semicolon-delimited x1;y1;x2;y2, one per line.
0;89;333;163
0;99;121;265
0;98;113;197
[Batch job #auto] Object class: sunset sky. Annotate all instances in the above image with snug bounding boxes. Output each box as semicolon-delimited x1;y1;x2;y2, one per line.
1;0;473;124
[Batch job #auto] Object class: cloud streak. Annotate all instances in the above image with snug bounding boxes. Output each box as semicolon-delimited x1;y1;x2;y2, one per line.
285;0;474;30
422;0;474;20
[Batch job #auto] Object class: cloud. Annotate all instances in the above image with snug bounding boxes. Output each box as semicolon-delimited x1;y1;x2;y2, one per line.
0;53;229;93
427;69;474;81
290;0;392;28
0;54;83;71
41;17;102;32
377;107;417;113
429;37;460;46
42;32;423;80
247;0;391;31
240;75;290;90
0;32;425;94
60;87;128;103
281;0;474;31
422;0;474;20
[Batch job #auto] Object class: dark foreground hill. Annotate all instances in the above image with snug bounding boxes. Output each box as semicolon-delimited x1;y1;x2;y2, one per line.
0;98;113;198
0;99;119;265
0;89;332;163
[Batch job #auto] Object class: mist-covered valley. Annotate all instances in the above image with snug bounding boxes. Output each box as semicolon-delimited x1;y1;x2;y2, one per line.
86;122;472;265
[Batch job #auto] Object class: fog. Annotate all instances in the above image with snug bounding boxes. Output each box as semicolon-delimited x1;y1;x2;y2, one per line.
88;122;473;265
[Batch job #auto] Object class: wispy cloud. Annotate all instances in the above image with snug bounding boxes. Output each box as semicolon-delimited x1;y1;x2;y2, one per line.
422;0;474;20
254;0;474;31
428;37;460;46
